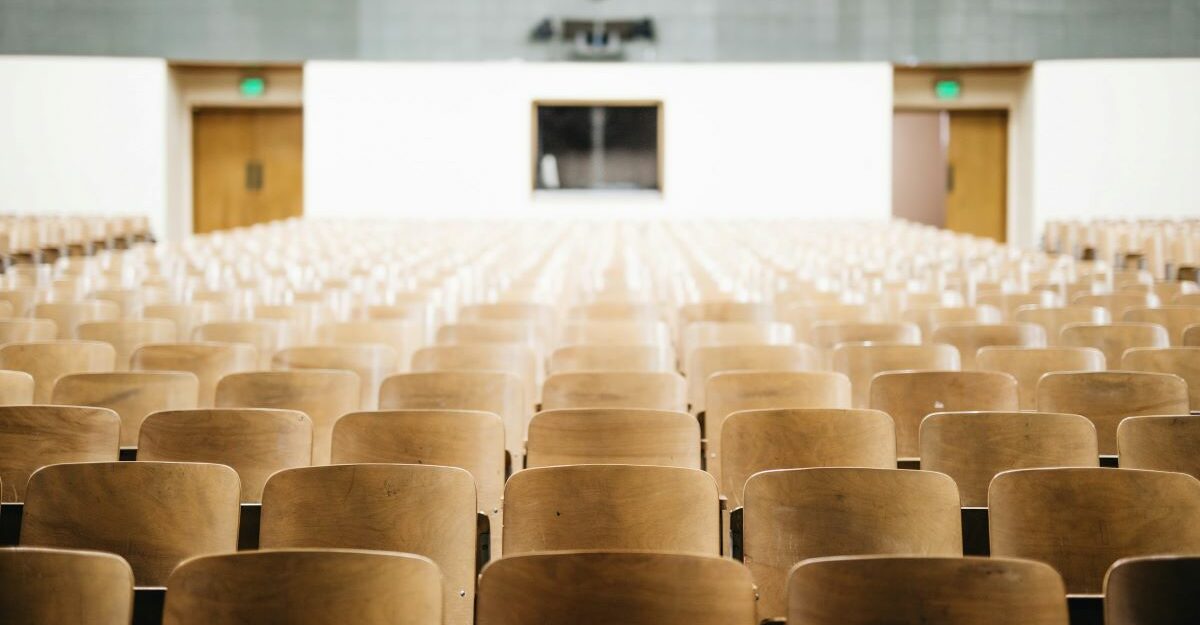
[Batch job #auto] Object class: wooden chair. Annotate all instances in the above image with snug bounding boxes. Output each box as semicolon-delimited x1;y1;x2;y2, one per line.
1184;322;1200;346
215;370;358;466
1117;415;1200;480
550;344;675;374
743;467;962;620
476;551;756;625
193;320;293;369
0;405;119;502
721;408;896;505
1073;292;1159;318
979;291;1059;319
929;322;1046;369
989;467;1200;593
0;319;57;343
331;409;506;553
316;319;422;371
0;369;34;405
162;549;442;625
436;321;539;351
526;408;700;469
138;408;312;502
33;301;120;339
0;341;115;403
977;346;1105;410
0;547;134;625
568;301;662;322
686;344;820;414
503;464;719;555
920;411;1098;506
0;288;38;318
273;345;397;410
144;302;232;341
541;371;686;412
788;555;1069;625
786;303;882;342
901;305;1002;337
261;464;476;625
869;370;1018;459
51;371;198;447
559;320;669;346
1124;280;1200;304
680;300;773;326
1037;371;1189;454
77;320;176;370
1014;305;1110;346
1121;348;1200;411
681;322;793;371
1060;322;1170;369
831;343;960;408
379;371;525;464
705;371;851;487
131;342;257;407
1123;306;1200;345
1104;555;1200;625
809;321;920;365
21;461;241;585
412;343;539;411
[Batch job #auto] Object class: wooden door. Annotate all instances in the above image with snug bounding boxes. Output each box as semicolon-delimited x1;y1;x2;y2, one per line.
945;110;1007;242
193;108;302;234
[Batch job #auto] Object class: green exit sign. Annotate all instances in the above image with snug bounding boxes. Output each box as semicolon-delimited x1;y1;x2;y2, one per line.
239;76;266;98
934;78;962;100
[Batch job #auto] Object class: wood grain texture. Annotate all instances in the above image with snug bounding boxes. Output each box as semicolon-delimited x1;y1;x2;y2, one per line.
412;343;539;410
1060;322;1170;370
832;342;961;407
163;549;440;625
945;110;1008;242
788;555;1069;625
0;547;134;625
260;464;476;625
21;461;241;585
686;344;821;413
722;408;896;505
503;464;719;555
131;342;257;407
1122;347;1200;411
526;408;700;469
744;467;962;620
929;322;1046;369
549;344;674;374
52;371;199;447
989;467;1200;593
541;371;686;412
139;408;312;502
477;551;756;625
0;369;35;405
869;370;1018;458
33;301;120;339
1117;415;1200;481
216;370;359;465
1104;555;1200;625
273;344;398;410
1123;306;1200;345
193;321;294;369
977;346;1106;410
0;405;119;502
77;320;177;370
681;322;793;371
0;340;115;402
315;319;422;372
1037;371;1188;454
920;411;1098;506
0;319;58;343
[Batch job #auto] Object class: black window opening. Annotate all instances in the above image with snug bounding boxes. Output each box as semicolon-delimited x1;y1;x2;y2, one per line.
534;103;661;191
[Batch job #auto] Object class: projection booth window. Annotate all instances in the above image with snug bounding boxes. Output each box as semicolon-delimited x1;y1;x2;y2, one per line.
533;102;662;191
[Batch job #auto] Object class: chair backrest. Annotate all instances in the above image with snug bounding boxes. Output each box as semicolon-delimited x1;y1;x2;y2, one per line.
436;321;539;350
131;342;257;407
1059;322;1170;369
832;343;961;408
526;408;700;469
138;408;312;502
163;549;442;625
0;341;115;403
1037;371;1189;454
568;301;661;322
476;551;757;625
0;288;38;317
1117;415;1200;481
0;318;57;343
989;467;1200;593
721;408;896;505
143;302;232;341
541;371;686;412
809;321;920;363
788;555;1069;625
52;371;199;447
1013;306;1110;346
980;290;1059;319
1123;306;1200;345
686;344;821;413
77;320;176;370
261;464;476;625
1073;292;1158;318
1185;323;1200;346
412;343;539;410
869;370;1018;459
681;322;793;371
0;547;134;625
503;464;719;556
33;300;120;339
0;369;35;405
744;467;962;620
273;344;398;410
559;320;668;346
215;370;359;465
787;303;882;342
316;319;422;371
193;320;293;368
920;411;1099;506
0;405;119;502
928;322;1046;369
977;346;1106;410
901;305;1002;337
1122;347;1200;411
21;461;241;585
549;344;674;374
379;371;525;463
680;300;773;325
1104;555;1200;625
705;371;852;486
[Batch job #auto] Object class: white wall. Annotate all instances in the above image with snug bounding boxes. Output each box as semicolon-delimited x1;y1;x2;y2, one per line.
0;56;169;236
304;62;893;220
1032;59;1200;235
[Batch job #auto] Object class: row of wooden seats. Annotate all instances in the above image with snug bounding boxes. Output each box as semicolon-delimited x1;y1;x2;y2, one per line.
1043;218;1200;280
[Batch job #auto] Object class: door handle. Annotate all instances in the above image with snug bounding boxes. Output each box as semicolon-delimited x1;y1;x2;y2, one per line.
245;160;264;191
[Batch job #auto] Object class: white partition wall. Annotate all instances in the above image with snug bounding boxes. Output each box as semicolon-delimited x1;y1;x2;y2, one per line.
304;62;894;220
0;56;169;234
